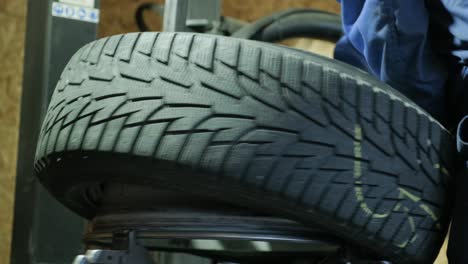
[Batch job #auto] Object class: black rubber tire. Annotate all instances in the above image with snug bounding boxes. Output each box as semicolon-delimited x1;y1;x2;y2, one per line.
35;32;454;263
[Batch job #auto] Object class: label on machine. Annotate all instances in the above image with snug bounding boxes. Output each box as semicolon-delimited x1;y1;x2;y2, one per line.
52;2;100;23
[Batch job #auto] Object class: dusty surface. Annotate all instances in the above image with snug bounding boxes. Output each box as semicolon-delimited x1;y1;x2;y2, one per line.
0;0;26;263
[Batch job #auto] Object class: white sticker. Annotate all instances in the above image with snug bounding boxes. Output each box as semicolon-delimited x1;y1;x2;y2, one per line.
52;2;100;23
59;0;95;8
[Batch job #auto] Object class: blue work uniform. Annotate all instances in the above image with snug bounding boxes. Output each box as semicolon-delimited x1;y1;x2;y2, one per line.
335;1;468;263
335;0;468;124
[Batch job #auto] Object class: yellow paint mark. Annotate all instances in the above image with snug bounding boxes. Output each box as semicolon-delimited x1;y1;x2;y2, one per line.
419;204;441;229
396;240;409;248
398;187;421;202
393;191;418;249
354;125;363;141
403;206;416;232
398;187;441;230
398;187;440;227
394;215;418;249
434;163;450;177
397;234;419;249
441;167;450;177
353;125;390;219
394;202;402;211
351;124;442;249
419;204;438;221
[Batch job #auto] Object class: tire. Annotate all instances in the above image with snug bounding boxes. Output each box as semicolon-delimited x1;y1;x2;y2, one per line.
34;32;454;263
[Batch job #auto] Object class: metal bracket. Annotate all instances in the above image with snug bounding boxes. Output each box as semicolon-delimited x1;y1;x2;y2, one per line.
11;1;99;263
73;231;154;264
163;0;221;32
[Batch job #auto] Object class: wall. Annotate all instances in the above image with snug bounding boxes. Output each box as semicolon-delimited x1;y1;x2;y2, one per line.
0;1;26;263
99;0;340;36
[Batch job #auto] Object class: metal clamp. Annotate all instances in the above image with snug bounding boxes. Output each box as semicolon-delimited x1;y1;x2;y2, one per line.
163;0;221;32
72;231;154;264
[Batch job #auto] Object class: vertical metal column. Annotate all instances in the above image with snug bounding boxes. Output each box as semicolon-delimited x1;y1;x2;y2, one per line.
163;0;221;32
11;1;100;263
163;0;190;32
